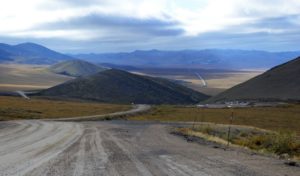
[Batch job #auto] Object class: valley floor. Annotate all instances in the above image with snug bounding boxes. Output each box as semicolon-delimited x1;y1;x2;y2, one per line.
0;64;72;91
130;68;263;95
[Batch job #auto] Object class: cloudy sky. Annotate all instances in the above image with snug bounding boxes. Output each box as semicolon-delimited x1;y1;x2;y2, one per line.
0;0;300;53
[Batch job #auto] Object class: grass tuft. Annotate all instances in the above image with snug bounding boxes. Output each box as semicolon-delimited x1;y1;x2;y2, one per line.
130;104;300;136
176;125;300;159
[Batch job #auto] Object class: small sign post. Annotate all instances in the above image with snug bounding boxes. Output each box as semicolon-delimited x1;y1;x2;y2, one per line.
227;106;234;147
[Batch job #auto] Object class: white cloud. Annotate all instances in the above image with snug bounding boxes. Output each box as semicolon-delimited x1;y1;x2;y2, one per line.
0;0;299;40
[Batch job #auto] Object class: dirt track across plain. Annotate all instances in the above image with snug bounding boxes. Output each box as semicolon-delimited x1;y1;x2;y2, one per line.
49;104;151;121
0;120;299;176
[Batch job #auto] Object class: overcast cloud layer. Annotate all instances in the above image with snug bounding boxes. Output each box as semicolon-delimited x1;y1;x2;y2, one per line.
0;0;299;53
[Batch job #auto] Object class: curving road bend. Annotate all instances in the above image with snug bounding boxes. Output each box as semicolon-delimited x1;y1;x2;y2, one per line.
0;110;299;175
48;104;151;121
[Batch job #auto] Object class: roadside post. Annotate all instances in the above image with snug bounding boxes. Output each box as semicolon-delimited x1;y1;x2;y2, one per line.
227;105;234;147
192;107;197;130
193;105;205;130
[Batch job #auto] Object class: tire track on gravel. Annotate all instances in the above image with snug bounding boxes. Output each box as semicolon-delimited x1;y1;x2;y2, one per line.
1;104;299;176
0;121;83;176
101;130;153;176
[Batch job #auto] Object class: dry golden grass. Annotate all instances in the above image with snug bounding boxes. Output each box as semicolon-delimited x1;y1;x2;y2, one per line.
130;104;300;136
0;96;131;120
132;69;263;95
176;125;300;159
181;71;262;95
0;64;73;91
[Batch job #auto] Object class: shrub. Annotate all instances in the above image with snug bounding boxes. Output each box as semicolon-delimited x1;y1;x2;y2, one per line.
242;131;300;157
271;131;298;155
195;125;214;135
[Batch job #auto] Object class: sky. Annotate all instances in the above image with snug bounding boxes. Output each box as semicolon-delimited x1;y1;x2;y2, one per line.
0;0;300;53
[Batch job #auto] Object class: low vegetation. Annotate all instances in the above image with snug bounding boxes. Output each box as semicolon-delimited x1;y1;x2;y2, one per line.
130;104;300;135
39;69;209;104
131;104;300;159
0;96;130;120
207;56;300;102
175;124;300;159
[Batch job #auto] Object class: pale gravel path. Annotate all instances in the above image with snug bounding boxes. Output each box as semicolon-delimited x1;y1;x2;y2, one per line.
0;113;299;175
0;120;83;176
45;104;151;121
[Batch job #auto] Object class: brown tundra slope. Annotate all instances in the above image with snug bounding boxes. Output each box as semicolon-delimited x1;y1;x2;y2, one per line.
208;56;300;102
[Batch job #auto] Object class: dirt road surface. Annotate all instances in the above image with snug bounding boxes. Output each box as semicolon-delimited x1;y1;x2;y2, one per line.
50;104;151;121
0;120;299;176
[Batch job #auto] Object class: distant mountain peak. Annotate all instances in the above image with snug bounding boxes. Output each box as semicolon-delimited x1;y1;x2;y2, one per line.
0;42;74;64
15;42;42;46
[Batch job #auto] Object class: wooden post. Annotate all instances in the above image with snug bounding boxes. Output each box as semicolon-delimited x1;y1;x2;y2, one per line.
192;107;197;130
227;111;233;147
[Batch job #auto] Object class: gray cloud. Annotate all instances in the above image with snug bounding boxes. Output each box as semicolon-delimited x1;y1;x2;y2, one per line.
1;0;300;53
37;13;184;37
248;15;300;31
3;27;299;54
2;6;300;53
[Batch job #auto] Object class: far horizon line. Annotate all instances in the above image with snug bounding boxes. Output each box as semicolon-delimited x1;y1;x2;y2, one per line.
69;48;300;55
2;41;300;54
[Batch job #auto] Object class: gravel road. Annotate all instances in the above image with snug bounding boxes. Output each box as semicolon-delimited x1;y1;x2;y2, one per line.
47;104;151;121
0;120;299;176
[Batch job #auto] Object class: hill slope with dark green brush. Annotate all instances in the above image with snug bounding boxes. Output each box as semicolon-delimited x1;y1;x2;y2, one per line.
48;59;107;77
39;69;209;104
208;56;300;102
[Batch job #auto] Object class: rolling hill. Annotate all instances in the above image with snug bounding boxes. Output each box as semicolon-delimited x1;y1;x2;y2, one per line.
48;60;107;77
207;56;300;102
0;42;73;64
38;69;209;104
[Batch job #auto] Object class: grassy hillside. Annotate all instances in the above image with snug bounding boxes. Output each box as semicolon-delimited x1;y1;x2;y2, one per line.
0;96;130;120
208;57;300;102
130;104;300;136
49;59;107;77
39;69;210;104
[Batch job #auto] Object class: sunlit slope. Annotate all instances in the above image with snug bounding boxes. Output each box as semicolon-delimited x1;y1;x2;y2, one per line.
48;59;107;77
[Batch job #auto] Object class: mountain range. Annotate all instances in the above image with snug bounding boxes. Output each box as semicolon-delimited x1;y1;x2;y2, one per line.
38;69;209;104
0;43;73;64
74;49;300;69
1;42;299;70
207;56;300;102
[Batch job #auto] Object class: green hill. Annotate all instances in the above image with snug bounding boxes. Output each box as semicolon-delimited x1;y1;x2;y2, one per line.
48;59;107;77
39;69;209;104
208;56;300;102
